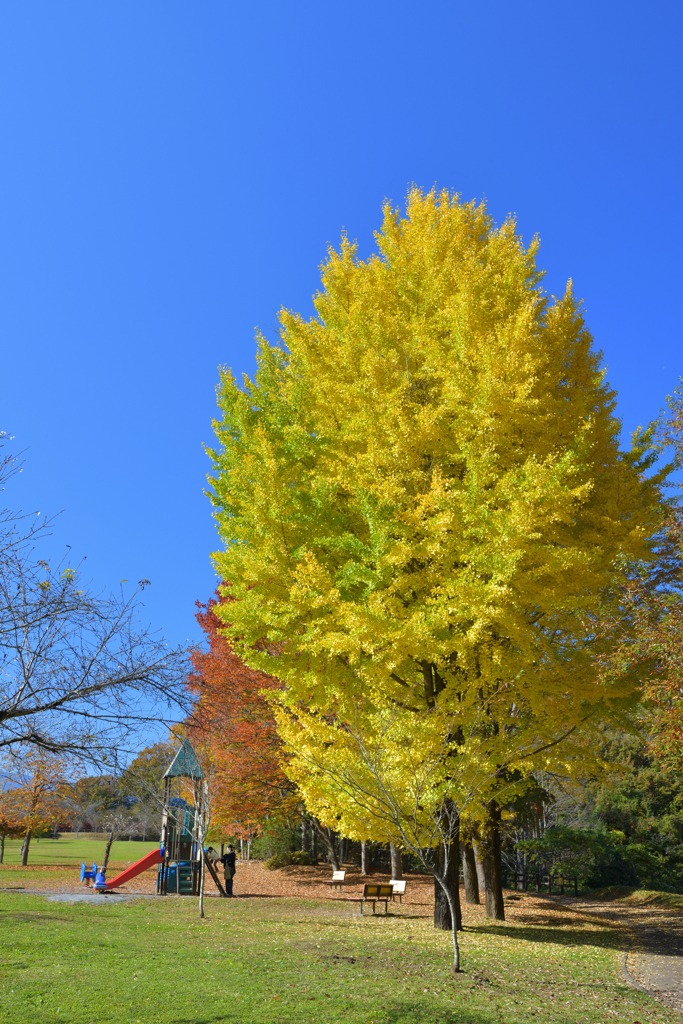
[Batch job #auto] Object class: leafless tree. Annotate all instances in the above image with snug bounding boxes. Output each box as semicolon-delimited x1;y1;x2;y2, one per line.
100;810;140;873
0;436;190;761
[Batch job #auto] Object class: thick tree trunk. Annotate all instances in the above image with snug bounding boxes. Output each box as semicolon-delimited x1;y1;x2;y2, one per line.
462;842;480;904
20;830;32;866
433;842;462;932
312;829;317;861
481;801;505;921
389;843;403;880
361;841;368;875
312;820;339;870
302;818;311;853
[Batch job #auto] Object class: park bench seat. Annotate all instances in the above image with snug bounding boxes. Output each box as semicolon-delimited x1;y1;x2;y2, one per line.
390;879;406;902
330;870;346;890
359;883;393;914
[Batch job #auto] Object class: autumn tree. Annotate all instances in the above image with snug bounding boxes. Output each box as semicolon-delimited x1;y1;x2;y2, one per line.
1;749;70;864
124;742;177;799
208;189;665;926
0;792;22;863
187;593;293;839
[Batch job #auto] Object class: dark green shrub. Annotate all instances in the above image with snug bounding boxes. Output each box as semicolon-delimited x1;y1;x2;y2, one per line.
264;849;317;870
251;817;299;861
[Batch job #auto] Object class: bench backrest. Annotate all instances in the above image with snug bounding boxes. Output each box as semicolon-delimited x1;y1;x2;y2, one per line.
390;880;406;894
363;883;393;898
331;870;346;881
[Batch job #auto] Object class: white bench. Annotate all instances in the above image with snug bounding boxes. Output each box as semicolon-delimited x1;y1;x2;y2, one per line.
330;870;346;890
390;879;407;902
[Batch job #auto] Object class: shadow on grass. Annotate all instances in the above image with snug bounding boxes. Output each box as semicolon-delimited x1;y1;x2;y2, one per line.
172;1005;497;1024
355;1002;501;1024
469;921;625;951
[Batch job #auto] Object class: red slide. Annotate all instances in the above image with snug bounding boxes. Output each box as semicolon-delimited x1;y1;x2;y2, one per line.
105;848;163;889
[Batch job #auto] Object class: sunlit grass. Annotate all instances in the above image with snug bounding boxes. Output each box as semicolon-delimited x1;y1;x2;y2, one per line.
0;891;678;1024
0;836;159;868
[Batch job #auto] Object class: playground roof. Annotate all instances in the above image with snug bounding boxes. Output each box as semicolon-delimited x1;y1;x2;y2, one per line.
164;738;204;779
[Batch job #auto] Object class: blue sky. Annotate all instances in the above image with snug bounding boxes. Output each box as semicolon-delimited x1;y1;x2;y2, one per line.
1;1;681;650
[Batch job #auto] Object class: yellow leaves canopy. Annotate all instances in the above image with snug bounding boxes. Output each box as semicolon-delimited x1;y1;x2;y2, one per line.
209;189;665;833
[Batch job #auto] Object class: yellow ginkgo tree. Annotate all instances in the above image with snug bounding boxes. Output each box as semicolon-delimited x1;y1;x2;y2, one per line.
209;188;666;931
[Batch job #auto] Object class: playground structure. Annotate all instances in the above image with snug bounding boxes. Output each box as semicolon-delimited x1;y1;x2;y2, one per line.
157;738;208;896
79;739;225;897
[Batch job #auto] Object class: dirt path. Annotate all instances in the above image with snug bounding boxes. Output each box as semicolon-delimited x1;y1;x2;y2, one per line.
547;894;683;1014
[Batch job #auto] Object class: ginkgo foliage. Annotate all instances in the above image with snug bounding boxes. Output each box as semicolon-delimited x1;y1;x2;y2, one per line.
209;189;666;848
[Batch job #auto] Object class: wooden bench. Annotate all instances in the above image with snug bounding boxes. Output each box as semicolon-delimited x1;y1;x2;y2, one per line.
390;879;406;902
358;883;393;914
330;870;346;890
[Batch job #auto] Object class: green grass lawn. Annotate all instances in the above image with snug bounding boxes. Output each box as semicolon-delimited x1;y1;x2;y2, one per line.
0;836;159;868
0;891;678;1024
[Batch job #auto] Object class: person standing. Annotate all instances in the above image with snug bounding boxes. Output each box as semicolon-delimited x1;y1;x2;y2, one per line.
222;844;236;897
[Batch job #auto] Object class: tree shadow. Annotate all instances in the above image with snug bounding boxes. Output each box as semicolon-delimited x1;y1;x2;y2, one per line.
470;921;625;951
378;1001;500;1023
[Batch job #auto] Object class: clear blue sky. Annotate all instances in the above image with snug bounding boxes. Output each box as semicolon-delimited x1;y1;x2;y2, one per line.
1;1;681;650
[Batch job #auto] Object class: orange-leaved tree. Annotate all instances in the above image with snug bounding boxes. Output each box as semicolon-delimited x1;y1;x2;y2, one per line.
0;790;22;863
186;592;294;841
0;749;71;864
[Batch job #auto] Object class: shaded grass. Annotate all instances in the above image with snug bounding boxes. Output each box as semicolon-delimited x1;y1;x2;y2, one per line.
581;885;683;911
0;891;680;1024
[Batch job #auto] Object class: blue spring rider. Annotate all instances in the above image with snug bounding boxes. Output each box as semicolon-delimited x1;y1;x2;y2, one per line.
80;862;108;889
80;861;97;884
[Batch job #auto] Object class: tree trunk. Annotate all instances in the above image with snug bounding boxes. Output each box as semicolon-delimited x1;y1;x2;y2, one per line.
434;873;462;973
311;828;317;861
361;841;368;875
481;801;505;921
102;829;115;871
473;840;486;893
389;843;403;880
0;834;4;864
462;842;480;904
302;817;311;853
312;820;339;870
199;852;205;919
433;842;462;931
20;829;32;866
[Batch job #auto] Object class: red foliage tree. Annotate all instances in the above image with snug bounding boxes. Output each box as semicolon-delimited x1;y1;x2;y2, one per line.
186;591;295;838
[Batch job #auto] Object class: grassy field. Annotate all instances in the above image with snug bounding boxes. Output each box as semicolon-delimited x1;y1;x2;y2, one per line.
0;890;678;1024
0;836;159;868
0;837;161;891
